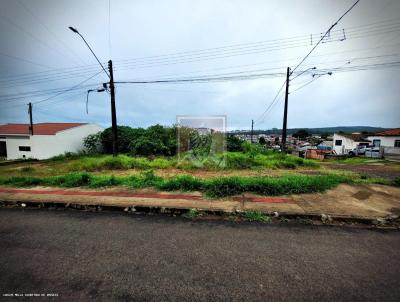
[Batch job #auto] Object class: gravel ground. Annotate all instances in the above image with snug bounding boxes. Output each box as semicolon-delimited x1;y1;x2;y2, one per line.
1;208;400;302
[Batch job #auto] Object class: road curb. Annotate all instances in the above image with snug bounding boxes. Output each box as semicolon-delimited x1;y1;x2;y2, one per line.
1;199;398;227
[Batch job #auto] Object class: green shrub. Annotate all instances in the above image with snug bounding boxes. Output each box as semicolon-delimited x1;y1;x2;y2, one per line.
159;175;203;191
243;211;271;222
0;176;43;186
89;175;122;188
83;132;102;154
48;172;92;187
50;152;83;161
225;152;256;169
393;177;400;187
183;208;201;219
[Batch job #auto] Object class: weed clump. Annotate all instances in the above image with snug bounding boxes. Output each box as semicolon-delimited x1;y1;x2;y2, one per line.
243;211;272;223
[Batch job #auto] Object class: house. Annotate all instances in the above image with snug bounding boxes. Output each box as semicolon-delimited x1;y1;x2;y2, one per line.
0;123;103;160
367;128;400;160
332;133;370;155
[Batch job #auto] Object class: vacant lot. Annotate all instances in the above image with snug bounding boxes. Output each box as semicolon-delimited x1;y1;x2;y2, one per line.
0;153;399;198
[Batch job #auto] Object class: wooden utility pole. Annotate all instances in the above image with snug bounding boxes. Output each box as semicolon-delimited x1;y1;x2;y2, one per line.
281;67;290;153
28;102;33;135
108;60;118;156
251;119;254;143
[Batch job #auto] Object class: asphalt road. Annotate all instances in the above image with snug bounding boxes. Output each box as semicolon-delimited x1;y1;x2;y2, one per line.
0;209;399;302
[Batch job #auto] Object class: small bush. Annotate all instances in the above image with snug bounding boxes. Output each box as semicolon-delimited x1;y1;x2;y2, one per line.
243;211;271;223
49;152;83;161
393;177;400;187
48;172;92;187
89;175;122;188
183;208;201;219
159;175;203;191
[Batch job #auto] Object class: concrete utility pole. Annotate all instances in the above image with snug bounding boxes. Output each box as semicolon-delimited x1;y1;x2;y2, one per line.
281;67;290;153
108;60;118;156
251;119;254;143
28;102;33;135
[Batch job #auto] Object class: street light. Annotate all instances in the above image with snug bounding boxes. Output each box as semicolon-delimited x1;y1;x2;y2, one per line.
69;26;118;156
290;66;317;81
68;26;110;78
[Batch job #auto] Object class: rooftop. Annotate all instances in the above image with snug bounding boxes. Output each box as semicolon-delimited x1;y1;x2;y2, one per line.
336;133;370;142
0;123;86;135
374;128;400;136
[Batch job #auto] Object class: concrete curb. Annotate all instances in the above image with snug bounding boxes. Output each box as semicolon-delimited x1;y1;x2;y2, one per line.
1;199;398;227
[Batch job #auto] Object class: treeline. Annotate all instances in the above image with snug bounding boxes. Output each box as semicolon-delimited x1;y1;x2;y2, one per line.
83;125;250;156
231;126;386;136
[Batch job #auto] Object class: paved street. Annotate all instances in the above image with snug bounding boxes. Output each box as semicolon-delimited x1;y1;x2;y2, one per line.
0;209;399;301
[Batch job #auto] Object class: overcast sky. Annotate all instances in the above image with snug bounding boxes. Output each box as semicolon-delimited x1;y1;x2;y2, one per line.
0;0;399;130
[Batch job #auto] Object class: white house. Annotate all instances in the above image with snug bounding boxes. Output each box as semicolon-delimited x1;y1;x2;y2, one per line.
0;123;103;160
332;133;370;155
367;128;400;160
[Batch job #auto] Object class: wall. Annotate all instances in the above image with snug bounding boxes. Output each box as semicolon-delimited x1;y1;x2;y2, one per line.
2;124;103;160
0;135;31;160
367;136;400;147
332;134;360;155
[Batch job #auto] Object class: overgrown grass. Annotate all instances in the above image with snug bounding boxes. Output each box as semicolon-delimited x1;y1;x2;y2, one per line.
393;177;400;187
324;157;388;165
0;171;351;198
183;208;202;219
64;152;318;172
243;211;272;223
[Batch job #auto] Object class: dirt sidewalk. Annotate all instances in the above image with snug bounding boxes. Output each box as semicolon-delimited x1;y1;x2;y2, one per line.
0;184;399;219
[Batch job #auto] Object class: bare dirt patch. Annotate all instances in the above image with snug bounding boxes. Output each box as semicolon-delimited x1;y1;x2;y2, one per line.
322;162;400;180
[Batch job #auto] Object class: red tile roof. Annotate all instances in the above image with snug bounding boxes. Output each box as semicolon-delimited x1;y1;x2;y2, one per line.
0;123;86;135
375;128;400;136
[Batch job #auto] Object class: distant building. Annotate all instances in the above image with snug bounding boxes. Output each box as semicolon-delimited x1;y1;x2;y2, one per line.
0;123;103;160
367;128;400;160
332;133;370;155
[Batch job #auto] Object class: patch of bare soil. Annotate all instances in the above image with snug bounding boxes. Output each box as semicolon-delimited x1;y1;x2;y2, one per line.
322;163;400;180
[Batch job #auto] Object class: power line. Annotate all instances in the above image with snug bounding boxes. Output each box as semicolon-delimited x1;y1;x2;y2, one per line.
290;0;360;74
0;19;398;88
32;71;103;105
254;80;287;125
15;0;86;66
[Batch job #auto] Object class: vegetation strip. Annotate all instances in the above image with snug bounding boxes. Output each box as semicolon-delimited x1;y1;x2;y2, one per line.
0;171;350;198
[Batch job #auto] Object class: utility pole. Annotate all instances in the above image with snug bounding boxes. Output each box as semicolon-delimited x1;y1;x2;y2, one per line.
108;60;118;156
281;67;290;153
69;27;118;156
251;119;254;144
28;102;33;135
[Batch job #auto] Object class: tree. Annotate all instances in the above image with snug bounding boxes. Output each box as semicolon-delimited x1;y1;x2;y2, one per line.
100;126;142;153
293;129;310;139
83;132;102;154
227;135;244;152
259;136;266;145
321;132;330;140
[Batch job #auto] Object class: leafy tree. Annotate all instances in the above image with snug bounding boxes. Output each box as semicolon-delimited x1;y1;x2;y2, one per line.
100;126;142;153
321;132;330;140
293;129;310;139
259;136;266;145
83;132;102;154
226;135;243;152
